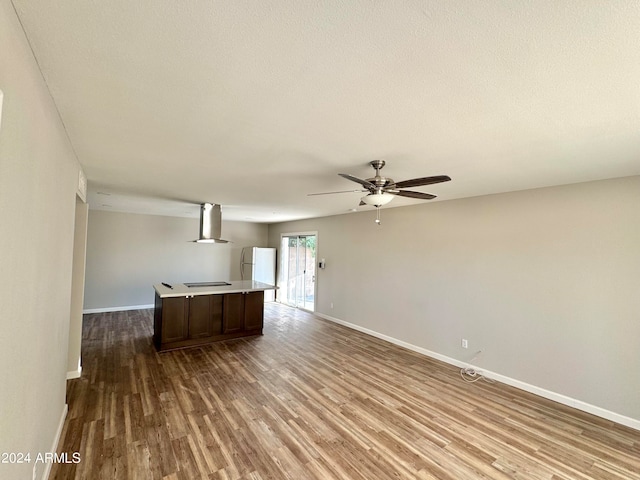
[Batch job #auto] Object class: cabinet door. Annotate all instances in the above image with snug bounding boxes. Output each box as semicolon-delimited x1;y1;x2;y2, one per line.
161;297;189;344
210;295;223;336
223;293;244;334
244;291;264;331
188;295;214;339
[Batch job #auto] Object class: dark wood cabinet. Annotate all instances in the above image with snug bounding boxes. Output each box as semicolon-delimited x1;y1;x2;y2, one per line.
223;293;245;334
188;294;221;339
154;290;263;351
210;295;224;336
223;291;265;334
159;296;189;344
244;291;264;331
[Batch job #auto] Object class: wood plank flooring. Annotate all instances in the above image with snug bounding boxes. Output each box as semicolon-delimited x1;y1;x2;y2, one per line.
51;304;640;479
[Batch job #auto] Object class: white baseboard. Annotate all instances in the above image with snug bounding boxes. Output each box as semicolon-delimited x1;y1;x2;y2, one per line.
83;304;154;314
66;366;82;380
316;312;640;432
37;403;68;480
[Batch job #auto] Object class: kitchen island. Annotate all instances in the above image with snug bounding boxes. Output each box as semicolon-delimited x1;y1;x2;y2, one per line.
153;281;276;351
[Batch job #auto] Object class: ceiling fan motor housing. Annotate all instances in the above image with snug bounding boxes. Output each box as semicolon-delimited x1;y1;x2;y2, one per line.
367;160;395;191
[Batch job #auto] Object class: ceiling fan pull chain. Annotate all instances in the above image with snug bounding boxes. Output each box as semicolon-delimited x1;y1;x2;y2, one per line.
375;207;381;225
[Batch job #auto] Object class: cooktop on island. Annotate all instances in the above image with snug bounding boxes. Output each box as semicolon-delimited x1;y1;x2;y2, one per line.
183;281;232;287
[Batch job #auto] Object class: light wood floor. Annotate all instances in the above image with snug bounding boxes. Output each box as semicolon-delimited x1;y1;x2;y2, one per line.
51;304;640;479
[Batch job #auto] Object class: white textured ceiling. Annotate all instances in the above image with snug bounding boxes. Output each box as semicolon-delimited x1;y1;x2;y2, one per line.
12;0;640;222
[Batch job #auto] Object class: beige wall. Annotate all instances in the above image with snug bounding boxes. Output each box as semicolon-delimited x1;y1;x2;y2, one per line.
0;1;81;478
84;210;269;310
268;176;640;424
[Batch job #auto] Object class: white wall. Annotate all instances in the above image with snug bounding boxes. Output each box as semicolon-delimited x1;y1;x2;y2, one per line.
0;1;80;478
268;176;640;426
84;210;268;310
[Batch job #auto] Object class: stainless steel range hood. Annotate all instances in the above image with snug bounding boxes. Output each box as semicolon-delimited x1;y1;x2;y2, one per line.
194;203;229;243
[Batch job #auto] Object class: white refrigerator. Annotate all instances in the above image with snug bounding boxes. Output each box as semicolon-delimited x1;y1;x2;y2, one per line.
240;247;276;301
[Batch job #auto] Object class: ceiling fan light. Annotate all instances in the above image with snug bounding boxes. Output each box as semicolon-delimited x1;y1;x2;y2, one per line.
361;193;394;207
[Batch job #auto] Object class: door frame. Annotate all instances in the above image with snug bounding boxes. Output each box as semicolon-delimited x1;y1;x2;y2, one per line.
278;231;318;312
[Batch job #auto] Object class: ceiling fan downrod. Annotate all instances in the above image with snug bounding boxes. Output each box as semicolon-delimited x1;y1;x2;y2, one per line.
371;159;385;177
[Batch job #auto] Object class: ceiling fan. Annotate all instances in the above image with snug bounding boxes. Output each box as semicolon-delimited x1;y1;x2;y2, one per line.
309;160;451;224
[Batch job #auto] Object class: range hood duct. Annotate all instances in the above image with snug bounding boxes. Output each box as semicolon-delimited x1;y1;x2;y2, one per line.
194;203;229;243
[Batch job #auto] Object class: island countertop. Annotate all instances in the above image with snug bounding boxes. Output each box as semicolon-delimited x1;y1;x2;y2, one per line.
153;280;277;298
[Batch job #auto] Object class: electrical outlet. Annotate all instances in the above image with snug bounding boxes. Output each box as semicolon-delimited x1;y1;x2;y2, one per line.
461;339;468;349
330;302;334;309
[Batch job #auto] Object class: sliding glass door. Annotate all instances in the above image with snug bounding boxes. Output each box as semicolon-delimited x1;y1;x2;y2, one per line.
280;234;316;311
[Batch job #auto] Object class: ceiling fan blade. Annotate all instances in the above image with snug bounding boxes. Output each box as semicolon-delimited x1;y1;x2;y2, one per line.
394;175;451;189
308;189;367;196
394;190;436;200
338;173;376;190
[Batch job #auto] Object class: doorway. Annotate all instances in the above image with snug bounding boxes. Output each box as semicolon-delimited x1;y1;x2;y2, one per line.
279;233;316;311
68;194;88;379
